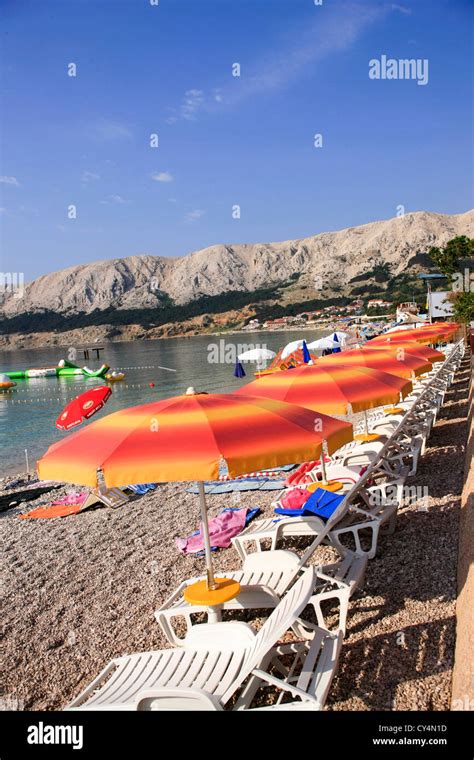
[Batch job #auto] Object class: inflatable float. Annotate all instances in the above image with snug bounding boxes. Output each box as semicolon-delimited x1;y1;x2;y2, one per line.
0;373;16;390
4;359;109;380
105;370;125;383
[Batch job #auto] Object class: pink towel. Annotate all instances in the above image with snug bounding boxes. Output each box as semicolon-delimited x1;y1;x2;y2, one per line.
52;492;88;506
177;508;249;555
278;488;311;511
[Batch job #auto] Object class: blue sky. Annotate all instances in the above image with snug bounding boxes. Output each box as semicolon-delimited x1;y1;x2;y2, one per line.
0;0;472;281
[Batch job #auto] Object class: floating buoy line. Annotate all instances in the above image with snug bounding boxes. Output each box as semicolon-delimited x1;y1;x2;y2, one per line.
0;377;236;405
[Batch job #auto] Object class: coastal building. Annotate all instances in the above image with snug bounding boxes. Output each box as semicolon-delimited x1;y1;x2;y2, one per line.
368;299;392;309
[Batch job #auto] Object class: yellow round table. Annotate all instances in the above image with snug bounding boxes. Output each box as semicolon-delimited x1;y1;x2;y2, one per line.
183;577;241;607
354;432;380;443
306;479;344;493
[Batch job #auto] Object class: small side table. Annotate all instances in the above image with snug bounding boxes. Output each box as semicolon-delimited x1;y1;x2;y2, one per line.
183;578;241;622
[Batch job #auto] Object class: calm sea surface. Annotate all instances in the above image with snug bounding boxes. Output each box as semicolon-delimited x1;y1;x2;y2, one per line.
0;328;327;477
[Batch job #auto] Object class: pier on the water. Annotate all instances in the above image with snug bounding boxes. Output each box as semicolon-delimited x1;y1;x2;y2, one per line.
77;346;105;361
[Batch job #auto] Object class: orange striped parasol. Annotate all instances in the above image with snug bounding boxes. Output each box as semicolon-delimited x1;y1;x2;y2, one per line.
316;346;432;379
37;389;353;593
38;391;352;487
237;364;412;415
370;323;460;345
363;340;445;364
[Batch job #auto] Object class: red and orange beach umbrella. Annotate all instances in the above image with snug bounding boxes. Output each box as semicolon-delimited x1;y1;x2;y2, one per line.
370;323;459;346
237;364;412;415
237;364;412;446
363;340;445;364
316;346;432;380
38;389;353;595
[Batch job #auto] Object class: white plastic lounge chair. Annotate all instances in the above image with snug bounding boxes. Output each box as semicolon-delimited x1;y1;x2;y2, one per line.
155;546;364;645
338;441;385;468
67;567;343;711
306;463;363;488
231;490;352;559
233;447;409;563
329;472;409;559
232;496;380;566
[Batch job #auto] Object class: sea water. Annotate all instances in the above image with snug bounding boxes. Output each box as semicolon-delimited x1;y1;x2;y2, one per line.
0;328;326;476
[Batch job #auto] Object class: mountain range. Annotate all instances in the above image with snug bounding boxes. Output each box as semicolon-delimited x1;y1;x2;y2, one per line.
3;209;473;319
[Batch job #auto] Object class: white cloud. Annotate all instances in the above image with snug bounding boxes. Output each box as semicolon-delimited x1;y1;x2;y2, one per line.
151;171;173;183
391;4;412;15
182;89;204;120
166;4;389;122
101;194;130;205
81;170;100;183
230;5;387;102
165;89;205;124
0;176;20;186
89;120;132;141
184;209;205;223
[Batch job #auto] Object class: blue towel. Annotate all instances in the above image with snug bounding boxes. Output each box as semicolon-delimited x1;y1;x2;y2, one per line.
127;483;157;495
186;478;286;495
274;487;345;520
260;481;286;491
223;506;261;524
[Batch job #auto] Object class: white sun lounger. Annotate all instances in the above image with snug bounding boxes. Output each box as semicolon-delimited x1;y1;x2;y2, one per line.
233;435;412;563
67;567;343;711
155;544;365;644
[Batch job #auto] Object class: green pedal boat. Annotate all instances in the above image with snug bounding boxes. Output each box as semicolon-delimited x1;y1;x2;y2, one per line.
5;359;110;380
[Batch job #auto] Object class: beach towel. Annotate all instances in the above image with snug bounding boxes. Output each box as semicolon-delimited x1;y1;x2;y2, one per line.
274;487;345;521
186;478;286;495
218;464;295;482
274;488;311;512
284;458;331;487
258;480;286;490
177;507;260;555
19;492;88;519
126;483;157;495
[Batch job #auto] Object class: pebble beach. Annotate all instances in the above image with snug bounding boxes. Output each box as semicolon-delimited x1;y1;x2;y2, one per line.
0;357;470;711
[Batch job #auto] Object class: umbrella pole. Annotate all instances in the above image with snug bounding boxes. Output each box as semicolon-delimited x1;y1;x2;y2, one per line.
320;441;328;485
364;410;369;437
198;481;217;590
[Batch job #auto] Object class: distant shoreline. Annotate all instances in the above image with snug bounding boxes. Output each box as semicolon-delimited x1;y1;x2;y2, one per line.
0;317;390;354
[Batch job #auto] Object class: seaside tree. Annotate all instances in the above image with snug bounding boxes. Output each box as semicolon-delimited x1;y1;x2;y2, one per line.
428;236;474;284
429;236;474;324
448;291;474;324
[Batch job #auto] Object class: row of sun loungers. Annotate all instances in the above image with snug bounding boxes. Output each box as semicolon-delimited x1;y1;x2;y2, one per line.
66;340;465;711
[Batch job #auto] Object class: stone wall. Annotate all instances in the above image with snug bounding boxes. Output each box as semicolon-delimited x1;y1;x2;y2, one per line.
451;354;474;710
